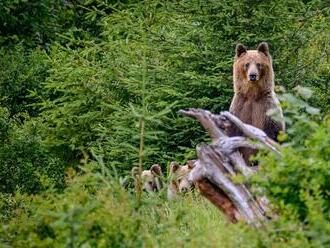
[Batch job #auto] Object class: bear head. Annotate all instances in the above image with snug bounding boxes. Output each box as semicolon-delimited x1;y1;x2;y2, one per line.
233;42;274;96
167;160;196;200
132;164;164;192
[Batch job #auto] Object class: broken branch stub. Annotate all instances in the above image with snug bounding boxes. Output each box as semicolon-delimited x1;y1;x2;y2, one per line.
178;109;226;142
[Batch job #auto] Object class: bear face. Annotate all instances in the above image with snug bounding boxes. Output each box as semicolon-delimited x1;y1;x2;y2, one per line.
167;160;196;200
132;164;164;192
233;42;274;98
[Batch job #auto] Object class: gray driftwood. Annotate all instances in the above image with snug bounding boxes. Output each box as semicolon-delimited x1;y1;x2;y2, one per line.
178;109;281;227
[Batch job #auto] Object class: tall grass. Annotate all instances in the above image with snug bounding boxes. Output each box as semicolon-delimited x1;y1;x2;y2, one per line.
0;164;310;248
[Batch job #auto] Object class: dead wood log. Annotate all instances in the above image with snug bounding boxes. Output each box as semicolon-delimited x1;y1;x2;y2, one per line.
179;108;281;226
197;145;267;226
196;178;241;223
189;162;241;223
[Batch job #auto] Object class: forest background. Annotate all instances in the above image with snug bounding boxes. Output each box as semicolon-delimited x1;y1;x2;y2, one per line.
0;0;329;247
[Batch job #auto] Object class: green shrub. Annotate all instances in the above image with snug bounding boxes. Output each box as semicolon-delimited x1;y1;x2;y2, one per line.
0;1;329;246
0;118;65;194
0;107;11;142
255;89;330;247
0;46;49;117
0;164;310;248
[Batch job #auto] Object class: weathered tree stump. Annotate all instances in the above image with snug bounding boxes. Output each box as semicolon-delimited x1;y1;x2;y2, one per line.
178;109;281;227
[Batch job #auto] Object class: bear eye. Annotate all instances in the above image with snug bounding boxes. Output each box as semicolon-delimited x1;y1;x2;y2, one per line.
244;63;250;69
256;63;261;68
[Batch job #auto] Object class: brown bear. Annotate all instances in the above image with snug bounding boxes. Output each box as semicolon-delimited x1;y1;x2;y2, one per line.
228;42;285;164
167;160;196;200
131;164;164;192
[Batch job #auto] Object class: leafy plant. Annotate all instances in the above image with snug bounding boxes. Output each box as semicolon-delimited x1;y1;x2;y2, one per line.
256;87;330;247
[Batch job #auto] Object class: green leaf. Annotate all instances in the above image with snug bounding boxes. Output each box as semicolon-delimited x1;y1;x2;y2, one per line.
295;86;313;99
306;106;320;115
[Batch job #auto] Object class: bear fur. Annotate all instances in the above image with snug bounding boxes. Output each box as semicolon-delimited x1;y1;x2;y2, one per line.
228;42;285;163
167;160;195;200
132;164;164;192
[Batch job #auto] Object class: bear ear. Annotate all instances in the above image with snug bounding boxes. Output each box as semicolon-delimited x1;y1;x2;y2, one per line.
257;42;269;56
187;160;196;170
170;161;180;173
150;164;163;176
131;167;140;178
235;43;247;58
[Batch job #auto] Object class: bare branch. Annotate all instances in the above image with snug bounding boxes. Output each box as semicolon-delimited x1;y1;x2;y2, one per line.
178;109;226;141
220;111;282;155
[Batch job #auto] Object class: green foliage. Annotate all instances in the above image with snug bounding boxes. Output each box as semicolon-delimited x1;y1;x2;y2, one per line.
0;107;11;142
0;46;49;117
0;0;142;48
0;0;93;47
36;0;330;171
0;117;65;194
0;0;65;47
0;166;310;247
255;89;330;246
0;0;330;246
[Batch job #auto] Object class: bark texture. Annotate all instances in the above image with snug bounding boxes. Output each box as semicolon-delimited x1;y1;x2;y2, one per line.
179;109;281;227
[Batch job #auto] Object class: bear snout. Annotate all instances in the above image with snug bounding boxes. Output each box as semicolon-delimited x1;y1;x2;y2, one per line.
248;73;258;82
